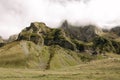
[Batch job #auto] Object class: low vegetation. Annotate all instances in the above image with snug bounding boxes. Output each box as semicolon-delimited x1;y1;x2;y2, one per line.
0;41;81;69
0;53;119;80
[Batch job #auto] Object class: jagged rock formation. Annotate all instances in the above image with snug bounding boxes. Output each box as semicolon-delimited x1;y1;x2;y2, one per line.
18;22;51;45
60;21;120;54
18;22;77;50
44;28;76;50
61;20;103;42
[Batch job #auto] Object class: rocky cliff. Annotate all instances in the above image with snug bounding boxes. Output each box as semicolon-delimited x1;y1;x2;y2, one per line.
61;20;103;42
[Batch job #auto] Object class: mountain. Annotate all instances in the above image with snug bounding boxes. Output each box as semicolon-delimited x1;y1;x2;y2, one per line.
0;21;120;69
0;36;4;43
0;22;81;69
60;21;120;54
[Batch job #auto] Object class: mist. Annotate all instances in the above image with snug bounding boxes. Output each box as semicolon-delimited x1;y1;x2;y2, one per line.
0;0;120;39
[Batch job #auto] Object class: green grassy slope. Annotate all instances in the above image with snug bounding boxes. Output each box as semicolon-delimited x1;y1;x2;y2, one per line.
0;41;81;69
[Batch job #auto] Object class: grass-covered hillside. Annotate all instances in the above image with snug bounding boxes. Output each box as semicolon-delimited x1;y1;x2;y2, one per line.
0;53;119;80
0;41;81;69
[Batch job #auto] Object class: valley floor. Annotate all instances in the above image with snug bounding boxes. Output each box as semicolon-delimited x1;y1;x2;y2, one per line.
0;53;120;80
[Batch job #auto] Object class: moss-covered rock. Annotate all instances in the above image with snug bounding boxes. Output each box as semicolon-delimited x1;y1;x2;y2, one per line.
18;22;77;50
44;28;76;50
18;22;51;45
93;36;120;54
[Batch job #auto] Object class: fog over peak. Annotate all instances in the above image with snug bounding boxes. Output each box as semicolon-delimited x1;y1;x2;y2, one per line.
0;0;120;39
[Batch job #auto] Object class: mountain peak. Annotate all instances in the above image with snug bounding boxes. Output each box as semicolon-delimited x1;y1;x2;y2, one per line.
61;21;103;42
17;22;51;45
30;22;46;28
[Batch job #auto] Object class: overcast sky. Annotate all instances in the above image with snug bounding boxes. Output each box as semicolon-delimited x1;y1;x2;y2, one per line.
1;0;120;39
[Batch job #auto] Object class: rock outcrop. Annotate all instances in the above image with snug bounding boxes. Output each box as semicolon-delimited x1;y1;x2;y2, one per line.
93;36;120;54
61;21;103;42
18;22;76;50
18;22;51;45
44;28;76;50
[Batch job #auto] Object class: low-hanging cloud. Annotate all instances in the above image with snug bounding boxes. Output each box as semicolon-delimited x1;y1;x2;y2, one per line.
0;0;120;38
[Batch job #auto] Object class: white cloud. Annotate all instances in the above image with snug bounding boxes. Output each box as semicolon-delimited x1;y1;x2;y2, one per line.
0;0;120;38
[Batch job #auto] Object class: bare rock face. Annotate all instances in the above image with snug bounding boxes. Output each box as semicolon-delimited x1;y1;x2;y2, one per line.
61;21;103;42
81;25;103;41
44;28;76;50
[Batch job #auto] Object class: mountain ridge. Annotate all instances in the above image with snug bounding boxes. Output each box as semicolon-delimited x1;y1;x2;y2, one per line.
0;21;120;69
